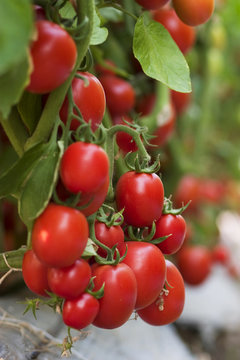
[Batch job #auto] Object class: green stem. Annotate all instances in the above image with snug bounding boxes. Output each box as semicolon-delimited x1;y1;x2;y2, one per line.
24;0;94;151
0;108;29;157
0;247;27;272
100;2;138;21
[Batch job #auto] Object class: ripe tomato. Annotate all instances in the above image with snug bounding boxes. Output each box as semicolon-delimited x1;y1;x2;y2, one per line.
112;115;138;154
95;59;116;76
99;75;135;116
22;249;50;297
94;221;125;258
60;141;109;195
116;171;164;227
135;0;170;10
174;175;200;212
171;90;191;115
62;293;99;330
153;214;186;255
59;72;106;132
152;8;195;54
172;0;215;26
122;242;166;309
47;259;91;299
137;260;185;325
92;263;137;329
212;244;230;265
27;20;77;94
32;203;89;267
176;245;212;285
136;93;156;116
198;178;227;204
149;103;176;148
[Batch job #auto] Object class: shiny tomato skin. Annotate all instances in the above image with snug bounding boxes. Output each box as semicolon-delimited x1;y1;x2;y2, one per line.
60;141;109;195
62;293;99;330
153;214;186;255
60;72;106;132
94;221;126;258
112;115;138;154
47;259;91;299
27;20;77;94
136;0;170;10
92;263;137;329
122;242;166;309
32;204;89;267
22;249;50;297
99;75;135;116
137;260;185;325
177;245;212;285
171;90;191;115
152;8;195;54
172;0;214;26
116;171;164;227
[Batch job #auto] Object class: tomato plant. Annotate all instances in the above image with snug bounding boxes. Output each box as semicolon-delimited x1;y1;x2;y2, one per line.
116;171;164;227
27;20;77;94
92;263;137;329
137;260;185;325
122;242;166;309
32;203;89;267
60;72;106;131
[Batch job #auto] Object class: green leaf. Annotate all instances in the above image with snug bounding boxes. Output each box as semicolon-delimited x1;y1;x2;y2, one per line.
0;0;34;75
19;141;64;226
17;91;42;135
91;7;108;45
0;143;50;199
133;13;191;93
0;54;31;119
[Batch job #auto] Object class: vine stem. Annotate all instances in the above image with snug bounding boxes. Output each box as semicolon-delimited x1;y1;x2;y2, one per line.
0;247;26;272
24;0;95;151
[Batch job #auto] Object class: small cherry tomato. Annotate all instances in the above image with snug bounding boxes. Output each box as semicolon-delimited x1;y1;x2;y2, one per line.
92;263;137;329
94;221;125;258
171;90;191;115
22;249;50;297
135;0;170;10
172;0;215;26
47;259;91;299
149;103;176;147
137;260;185;325
60;72;106;132
60;141;109;195
174;175;201;212
112;115;138;154
99;75;135;116
27;20;77;94
176;245;212;285
212;244;230;265
116;171;164;227
62;293;99;330
32;203;89;267
153;214;186;255
152;8;195;54
122;242;166;309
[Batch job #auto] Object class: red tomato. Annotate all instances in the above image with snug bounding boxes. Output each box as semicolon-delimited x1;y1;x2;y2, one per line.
171;90;191;115
112;115;138;154
27;20;77;94
198;178;227;204
60;141;109;195
34;5;46;20
172;0;215;26
22;249;50;297
136;93;156;116
94;221;125;258
153;214;186;255
135;0;170;10
59;72;106;132
47;259;91;299
32;203;89;267
62;293;99;330
174;175;200;212
152;8;195;54
137;260;185;325
122;242;166;309
99;75;135;116
95;59;116;76
212;244;230;265
149;103;176;147
92;263;137;329
116;171;164;227
177;245;212;285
